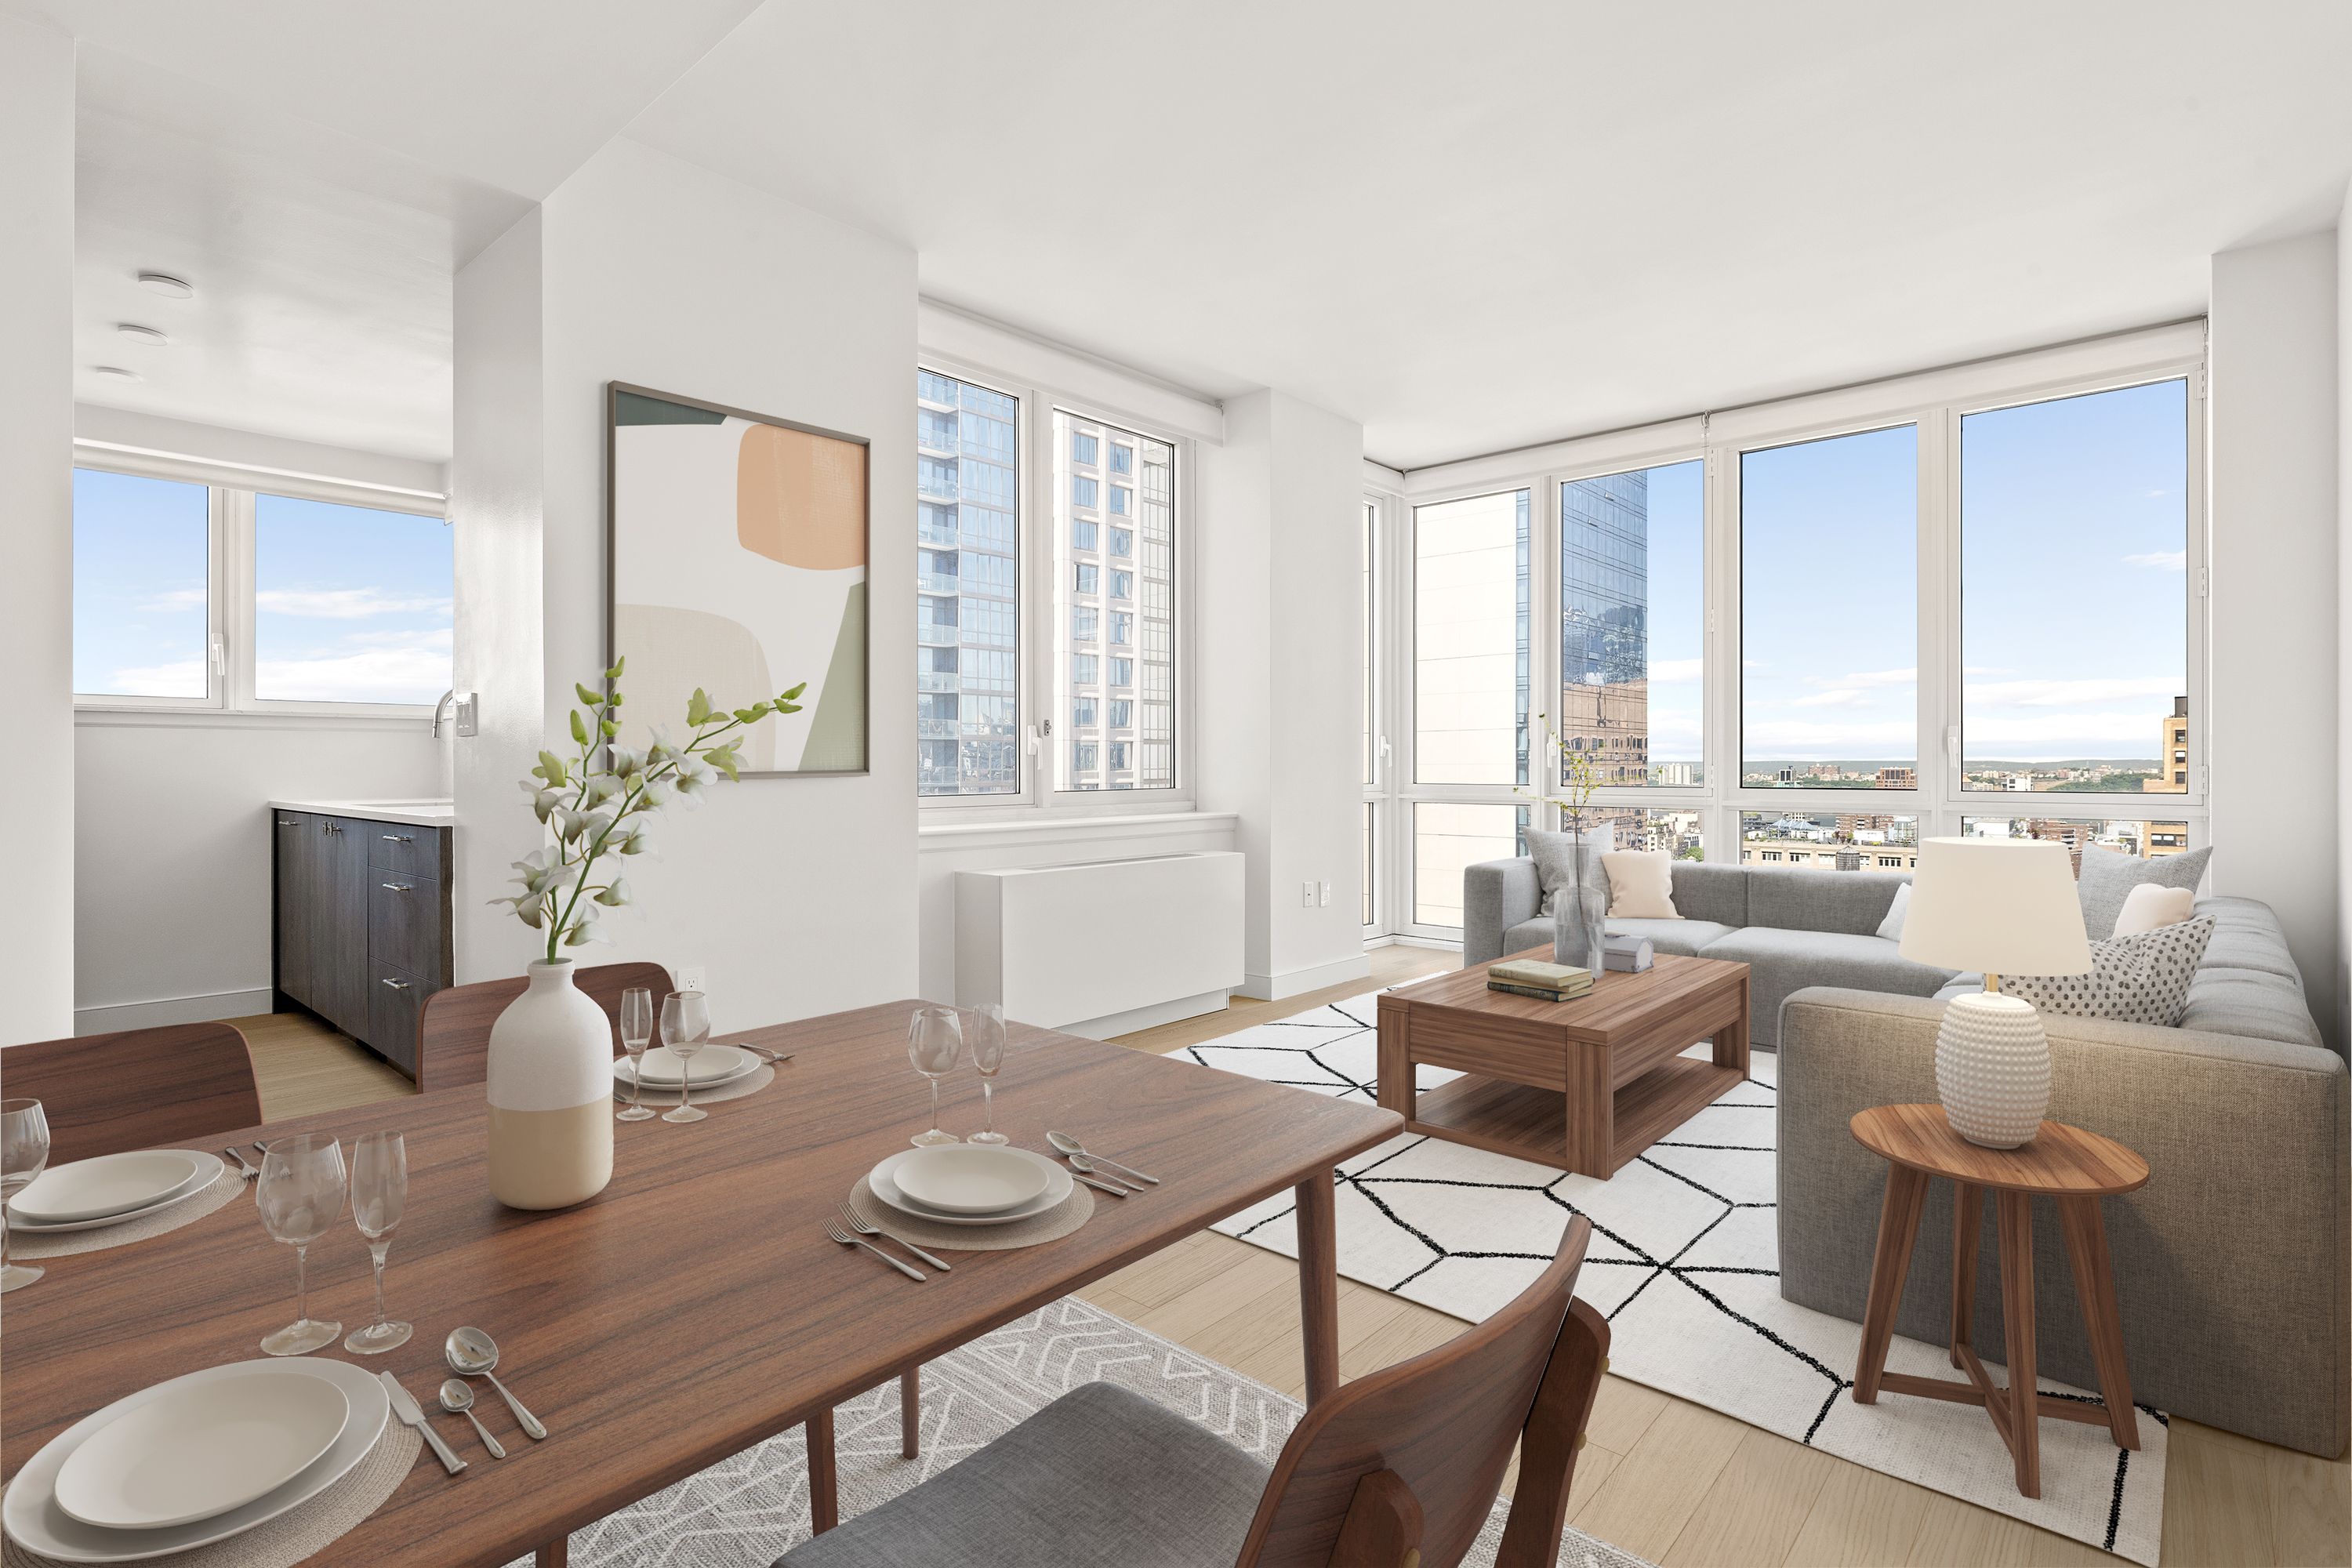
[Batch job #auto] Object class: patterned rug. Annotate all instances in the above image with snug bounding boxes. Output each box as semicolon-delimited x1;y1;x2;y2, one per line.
1194;992;2168;1566
501;1293;1649;1567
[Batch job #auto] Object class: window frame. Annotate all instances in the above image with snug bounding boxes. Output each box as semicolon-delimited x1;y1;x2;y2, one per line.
71;446;448;721
915;350;1197;822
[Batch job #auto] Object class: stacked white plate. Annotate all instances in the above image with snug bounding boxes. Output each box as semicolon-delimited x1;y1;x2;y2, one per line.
6;1150;227;1235
2;1359;391;1562
612;1044;761;1094
866;1145;1073;1227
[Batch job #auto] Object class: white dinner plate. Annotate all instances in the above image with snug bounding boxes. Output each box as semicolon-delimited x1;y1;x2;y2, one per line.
54;1367;349;1530
891;1144;1052;1214
866;1147;1073;1227
615;1044;757;1088
11;1151;205;1225
7;1154;225;1234
2;1358;389;1563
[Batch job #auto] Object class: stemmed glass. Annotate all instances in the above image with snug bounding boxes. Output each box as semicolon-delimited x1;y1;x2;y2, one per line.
659;991;712;1125
966;1003;1009;1145
256;1133;347;1356
907;1007;964;1148
616;985;657;1122
343;1131;411;1355
0;1098;53;1294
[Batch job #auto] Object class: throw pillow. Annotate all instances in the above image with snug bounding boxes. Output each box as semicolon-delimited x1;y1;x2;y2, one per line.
2004;915;2215;1027
1601;851;1680;919
1524;826;1614;916
1875;881;1911;942
2111;882;2195;938
2075;843;2211;941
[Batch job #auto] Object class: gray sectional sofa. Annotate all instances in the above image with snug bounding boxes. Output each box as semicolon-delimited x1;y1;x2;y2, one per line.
1461;855;2350;1457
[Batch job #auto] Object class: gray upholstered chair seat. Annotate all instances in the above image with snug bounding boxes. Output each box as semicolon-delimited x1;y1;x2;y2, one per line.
1606;917;1737;958
1693;927;1955;1047
775;1381;1268;1568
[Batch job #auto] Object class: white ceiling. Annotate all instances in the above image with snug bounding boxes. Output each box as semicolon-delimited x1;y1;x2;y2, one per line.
24;1;2352;468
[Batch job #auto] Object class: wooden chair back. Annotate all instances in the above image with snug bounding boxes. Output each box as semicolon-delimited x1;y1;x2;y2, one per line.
0;1023;263;1162
416;961;676;1091
1235;1216;1606;1568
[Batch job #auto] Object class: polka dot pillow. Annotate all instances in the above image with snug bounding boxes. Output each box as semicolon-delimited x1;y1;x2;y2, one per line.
2005;914;2216;1027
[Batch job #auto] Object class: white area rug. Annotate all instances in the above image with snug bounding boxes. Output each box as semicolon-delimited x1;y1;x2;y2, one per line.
1197;992;2168;1565
500;1293;1648;1568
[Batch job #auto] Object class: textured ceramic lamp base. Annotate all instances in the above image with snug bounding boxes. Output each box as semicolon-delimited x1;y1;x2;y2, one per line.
1934;990;2050;1149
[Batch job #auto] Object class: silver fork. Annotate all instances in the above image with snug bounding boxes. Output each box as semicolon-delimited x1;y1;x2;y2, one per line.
826;1219;926;1281
223;1146;260;1180
834;1203;950;1272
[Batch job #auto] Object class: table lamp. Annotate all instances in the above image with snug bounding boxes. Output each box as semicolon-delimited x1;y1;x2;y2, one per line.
1897;838;2092;1148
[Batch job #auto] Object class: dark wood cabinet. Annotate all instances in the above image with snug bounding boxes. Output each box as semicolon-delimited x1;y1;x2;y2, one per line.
273;810;452;1079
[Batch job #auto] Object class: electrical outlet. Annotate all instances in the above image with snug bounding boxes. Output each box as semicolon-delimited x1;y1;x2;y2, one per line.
454;692;480;737
1301;881;1315;908
1319;881;1332;907
677;965;706;993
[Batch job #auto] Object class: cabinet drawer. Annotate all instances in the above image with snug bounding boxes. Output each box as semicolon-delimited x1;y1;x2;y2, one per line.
366;822;445;878
368;960;429;1076
368;871;445;978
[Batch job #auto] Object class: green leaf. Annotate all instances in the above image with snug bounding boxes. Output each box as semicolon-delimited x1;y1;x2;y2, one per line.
608;691;624;707
606;657;626;679
600;717;619;737
569;709;589;745
731;707;757;724
778;702;802;715
686;688;712;727
779;682;807;701
575;682;602;707
537;750;569;786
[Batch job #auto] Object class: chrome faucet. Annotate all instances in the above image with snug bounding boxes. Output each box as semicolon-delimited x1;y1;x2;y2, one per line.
431;688;459;739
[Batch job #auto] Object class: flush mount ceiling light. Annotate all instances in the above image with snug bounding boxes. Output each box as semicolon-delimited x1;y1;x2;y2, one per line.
136;271;194;299
92;365;143;381
116;323;170;346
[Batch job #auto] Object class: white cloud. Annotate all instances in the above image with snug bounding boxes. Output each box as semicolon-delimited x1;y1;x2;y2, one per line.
256;587;454;619
1961;665;2013;677
1741;717;1917;754
1790;688;1865;708
1967;676;2181;708
100;659;206;698
139;587;209;612
256;643;452;703
2122;550;2187;571
1648;658;1704;684
1818;666;1915;689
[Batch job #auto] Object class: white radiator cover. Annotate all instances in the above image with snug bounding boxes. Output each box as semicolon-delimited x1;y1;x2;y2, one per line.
954;851;1244;1037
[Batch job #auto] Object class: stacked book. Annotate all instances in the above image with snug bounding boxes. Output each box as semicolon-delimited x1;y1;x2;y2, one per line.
1487;958;1595;1002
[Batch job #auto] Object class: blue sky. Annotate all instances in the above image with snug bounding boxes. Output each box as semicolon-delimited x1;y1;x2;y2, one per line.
71;469;209;698
1617;459;1704;772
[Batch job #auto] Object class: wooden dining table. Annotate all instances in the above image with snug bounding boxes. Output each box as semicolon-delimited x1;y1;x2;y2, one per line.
2;1000;1402;1567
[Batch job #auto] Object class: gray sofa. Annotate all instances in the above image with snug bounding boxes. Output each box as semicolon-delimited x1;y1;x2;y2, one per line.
1464;855;2350;1457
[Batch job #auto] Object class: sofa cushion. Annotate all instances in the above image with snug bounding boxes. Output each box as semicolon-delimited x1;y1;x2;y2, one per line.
2195;904;2306;985
1697;926;1955;1047
1668;862;1748;927
2178;971;2328;1051
1606;918;1737;958
1525;826;1613;916
1602;851;1680;918
2005;916;2216;1027
1745;867;1909;937
2077;844;2212;940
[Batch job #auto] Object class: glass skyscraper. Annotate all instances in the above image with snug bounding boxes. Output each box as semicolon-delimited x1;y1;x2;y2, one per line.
1559;469;1649;787
916;371;1019;795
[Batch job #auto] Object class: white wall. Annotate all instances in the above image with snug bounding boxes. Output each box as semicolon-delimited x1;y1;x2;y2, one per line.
2209;230;2340;1047
1198;390;1370;997
0;16;77;1045
451;139;918;1032
2339;181;2352;1051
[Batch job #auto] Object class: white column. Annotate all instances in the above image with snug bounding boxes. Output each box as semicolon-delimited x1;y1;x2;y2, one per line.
0;16;75;1044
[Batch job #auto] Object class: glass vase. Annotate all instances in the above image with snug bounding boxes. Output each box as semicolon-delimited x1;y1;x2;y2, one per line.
1549;823;1615;969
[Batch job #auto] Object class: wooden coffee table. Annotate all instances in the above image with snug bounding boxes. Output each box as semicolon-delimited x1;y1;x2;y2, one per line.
1375;949;1750;1178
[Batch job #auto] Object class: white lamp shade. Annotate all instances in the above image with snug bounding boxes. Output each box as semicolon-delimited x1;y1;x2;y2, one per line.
1898;837;2092;977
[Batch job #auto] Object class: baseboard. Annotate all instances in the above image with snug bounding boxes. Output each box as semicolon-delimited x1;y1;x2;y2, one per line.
74;987;274;1036
1238;953;1374;1003
1368;934;1462;953
1065;988;1231;1040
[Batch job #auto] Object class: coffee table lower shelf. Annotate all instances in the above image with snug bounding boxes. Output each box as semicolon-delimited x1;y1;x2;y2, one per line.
1406;1055;1744;1175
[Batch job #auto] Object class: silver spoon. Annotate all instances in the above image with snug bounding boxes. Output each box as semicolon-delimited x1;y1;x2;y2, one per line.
445;1327;547;1440
1065;1153;1142;1192
1046;1132;1159;1185
439;1378;506;1458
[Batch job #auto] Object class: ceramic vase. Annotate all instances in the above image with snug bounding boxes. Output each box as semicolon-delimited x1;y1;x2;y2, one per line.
1933;990;2049;1149
1551;823;1615;969
485;960;615;1210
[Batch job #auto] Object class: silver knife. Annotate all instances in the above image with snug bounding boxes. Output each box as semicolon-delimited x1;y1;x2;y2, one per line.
1070;1172;1130;1199
380;1371;467;1474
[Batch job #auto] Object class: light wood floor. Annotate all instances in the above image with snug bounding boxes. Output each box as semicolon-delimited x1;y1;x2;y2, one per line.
237;948;2348;1566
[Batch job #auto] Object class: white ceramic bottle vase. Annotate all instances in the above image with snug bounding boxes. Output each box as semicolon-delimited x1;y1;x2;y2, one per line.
1933;985;2050;1149
485;960;615;1210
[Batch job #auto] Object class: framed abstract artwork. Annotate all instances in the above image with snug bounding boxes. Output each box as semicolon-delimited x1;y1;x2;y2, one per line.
605;383;869;775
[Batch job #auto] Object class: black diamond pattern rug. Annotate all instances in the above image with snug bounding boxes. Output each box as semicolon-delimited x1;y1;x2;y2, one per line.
1196;991;2166;1566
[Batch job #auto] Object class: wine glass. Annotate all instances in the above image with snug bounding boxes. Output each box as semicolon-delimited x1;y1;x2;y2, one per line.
343;1131;411;1355
256;1133;347;1356
907;1006;964;1148
0;1099;53;1294
660;991;712;1124
617;985;657;1122
966;1003;1009;1145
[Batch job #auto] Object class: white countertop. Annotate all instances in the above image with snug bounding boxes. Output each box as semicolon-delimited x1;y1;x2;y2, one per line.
270;798;455;828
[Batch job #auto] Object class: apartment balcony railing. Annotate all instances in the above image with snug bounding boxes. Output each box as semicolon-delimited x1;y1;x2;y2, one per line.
917;670;959;694
918;718;957;741
918;569;960;595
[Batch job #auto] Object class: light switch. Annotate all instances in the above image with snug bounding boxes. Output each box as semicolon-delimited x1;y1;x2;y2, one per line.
1319;881;1332;907
1301;881;1316;908
454;692;481;737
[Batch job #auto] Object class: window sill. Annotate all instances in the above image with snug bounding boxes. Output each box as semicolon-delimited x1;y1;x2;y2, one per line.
75;705;436;733
919;808;1240;855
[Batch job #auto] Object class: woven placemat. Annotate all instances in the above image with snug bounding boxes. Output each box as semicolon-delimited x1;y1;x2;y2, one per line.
846;1173;1094;1253
2;1415;419;1568
611;1062;774;1109
11;1166;245;1261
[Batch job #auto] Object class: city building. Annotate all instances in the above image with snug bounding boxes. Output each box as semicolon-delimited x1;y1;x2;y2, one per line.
1875;767;1916;789
1559;468;1649;786
916;372;1019;796
2144;695;2190;793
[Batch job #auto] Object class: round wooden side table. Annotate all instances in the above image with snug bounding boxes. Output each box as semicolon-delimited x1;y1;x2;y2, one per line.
1847;1104;2151;1499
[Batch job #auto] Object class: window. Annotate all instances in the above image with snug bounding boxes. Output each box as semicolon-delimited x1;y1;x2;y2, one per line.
1363;500;1378;787
1412;803;1527;926
1072;433;1098;467
1580;806;1704;860
1073;742;1098;772
1959;380;2189;793
1741;425;1917;786
1110;569;1133;599
1057;410;1175;790
1414;488;1530;785
1073;476;1099;510
1109;699;1132;727
1363;803;1377;925
1110;741;1131;769
1959;815;2193;875
1109;486;1131;516
1740;811;1917;871
1559;461;1702;788
74;469;211;700
1110;445;1133;475
1073;562;1098;593
252;493;455;705
913;370;1020;796
1073;695;1097;727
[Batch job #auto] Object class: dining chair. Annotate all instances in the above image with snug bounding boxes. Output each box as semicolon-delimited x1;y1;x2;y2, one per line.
777;1215;1606;1568
0;1022;263;1163
414;960;676;1091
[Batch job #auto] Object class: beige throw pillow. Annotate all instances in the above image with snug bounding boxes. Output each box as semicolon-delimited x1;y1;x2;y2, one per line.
1602;851;1680;920
2111;882;2195;938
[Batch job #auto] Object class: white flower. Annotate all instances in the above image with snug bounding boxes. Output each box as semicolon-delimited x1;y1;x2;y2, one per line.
520;781;564;823
672;756;717;802
593;877;632;908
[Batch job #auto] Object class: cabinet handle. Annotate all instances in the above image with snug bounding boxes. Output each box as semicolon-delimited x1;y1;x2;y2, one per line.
380;978;412;990
278;818;296;826
380;882;410;894
381;833;414;844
